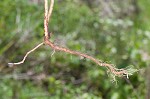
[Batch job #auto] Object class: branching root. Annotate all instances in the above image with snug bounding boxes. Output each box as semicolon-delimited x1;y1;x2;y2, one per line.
8;0;137;79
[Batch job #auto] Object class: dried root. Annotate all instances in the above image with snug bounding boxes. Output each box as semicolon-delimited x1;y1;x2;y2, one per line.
8;0;137;79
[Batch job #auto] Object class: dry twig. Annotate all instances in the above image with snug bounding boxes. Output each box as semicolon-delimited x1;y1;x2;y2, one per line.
9;0;134;78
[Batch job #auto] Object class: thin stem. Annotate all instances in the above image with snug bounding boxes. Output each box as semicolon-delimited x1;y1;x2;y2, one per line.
44;0;48;18
48;0;54;22
44;0;49;38
8;42;44;67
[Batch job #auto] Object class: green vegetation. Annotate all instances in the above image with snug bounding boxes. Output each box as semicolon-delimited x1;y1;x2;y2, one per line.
0;0;149;98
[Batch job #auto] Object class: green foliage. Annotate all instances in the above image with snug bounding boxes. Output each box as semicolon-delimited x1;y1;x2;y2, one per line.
0;0;149;98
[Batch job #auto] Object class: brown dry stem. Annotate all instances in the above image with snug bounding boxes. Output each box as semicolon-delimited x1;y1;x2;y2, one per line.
8;0;132;78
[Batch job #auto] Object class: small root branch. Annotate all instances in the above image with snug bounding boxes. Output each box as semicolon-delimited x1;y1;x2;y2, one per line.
8;42;44;67
44;39;129;77
51;49;55;57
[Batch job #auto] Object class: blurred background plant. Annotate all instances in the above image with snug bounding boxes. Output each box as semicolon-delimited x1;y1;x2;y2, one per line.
0;0;149;99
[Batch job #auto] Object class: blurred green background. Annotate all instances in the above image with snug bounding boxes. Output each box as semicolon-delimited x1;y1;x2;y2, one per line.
0;0;149;99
